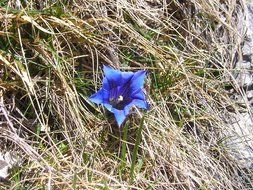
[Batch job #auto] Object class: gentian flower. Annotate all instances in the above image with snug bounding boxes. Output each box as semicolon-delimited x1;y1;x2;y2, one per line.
89;65;149;127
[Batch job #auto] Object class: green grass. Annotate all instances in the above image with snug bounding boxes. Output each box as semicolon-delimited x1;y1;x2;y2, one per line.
129;116;145;185
0;0;252;189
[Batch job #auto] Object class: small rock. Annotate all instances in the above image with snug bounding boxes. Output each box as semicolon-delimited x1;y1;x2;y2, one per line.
0;160;8;179
247;90;253;99
237;71;252;86
228;112;253;168
0;152;17;179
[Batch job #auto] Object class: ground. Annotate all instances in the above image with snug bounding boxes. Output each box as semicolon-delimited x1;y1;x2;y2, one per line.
0;0;253;189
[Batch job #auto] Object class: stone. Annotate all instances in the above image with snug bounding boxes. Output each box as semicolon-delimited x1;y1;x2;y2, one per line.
0;152;17;179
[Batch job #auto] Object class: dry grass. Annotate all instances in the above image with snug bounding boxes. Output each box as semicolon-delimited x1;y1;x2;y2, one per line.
0;0;252;189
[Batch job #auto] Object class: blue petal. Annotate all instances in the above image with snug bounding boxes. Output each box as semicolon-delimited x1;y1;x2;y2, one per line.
103;103;113;112
124;99;149;115
101;77;110;91
112;108;127;127
130;70;146;91
109;86;120;100
103;65;122;86
118;72;134;98
134;99;149;110
121;71;134;83
89;89;109;104
131;90;146;100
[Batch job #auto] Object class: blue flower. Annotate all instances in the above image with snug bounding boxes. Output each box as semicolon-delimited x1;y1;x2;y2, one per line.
89;65;149;127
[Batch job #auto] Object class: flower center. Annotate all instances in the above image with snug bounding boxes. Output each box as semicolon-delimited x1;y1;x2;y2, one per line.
109;95;125;110
118;95;123;101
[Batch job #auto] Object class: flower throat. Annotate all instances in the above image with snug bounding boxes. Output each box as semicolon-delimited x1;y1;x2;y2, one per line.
109;95;125;110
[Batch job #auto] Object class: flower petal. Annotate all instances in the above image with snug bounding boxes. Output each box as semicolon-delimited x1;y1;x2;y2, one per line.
89;89;109;104
130;70;146;91
101;77;110;91
131;90;146;100
124;99;149;115
103;103;113;112
117;72;133;98
121;71;134;83
112;108;127;127
103;65;122;86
